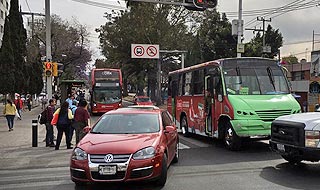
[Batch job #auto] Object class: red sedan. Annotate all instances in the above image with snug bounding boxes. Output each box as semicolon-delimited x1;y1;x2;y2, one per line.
134;96;153;106
70;106;179;187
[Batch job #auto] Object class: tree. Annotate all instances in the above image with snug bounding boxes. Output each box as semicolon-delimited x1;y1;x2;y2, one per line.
0;0;29;96
244;25;283;58
32;15;92;81
8;0;28;93
0;17;15;95
282;55;298;64
97;3;194;99
196;11;236;62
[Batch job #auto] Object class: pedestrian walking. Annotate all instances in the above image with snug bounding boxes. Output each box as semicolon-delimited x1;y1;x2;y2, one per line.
74;100;90;144
14;95;23;119
3;99;17;131
51;101;73;150
26;96;32;111
43;99;56;147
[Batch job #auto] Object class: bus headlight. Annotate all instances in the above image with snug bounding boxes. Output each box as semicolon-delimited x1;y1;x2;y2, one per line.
305;131;320;148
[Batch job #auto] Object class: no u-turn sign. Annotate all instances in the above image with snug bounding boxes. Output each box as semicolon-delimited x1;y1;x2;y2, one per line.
131;44;159;59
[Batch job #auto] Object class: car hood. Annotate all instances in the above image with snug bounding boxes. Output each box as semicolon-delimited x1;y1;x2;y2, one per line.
78;133;160;154
275;112;320;131
228;94;300;111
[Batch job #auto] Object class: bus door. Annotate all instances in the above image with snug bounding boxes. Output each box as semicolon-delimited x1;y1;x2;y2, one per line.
204;75;214;136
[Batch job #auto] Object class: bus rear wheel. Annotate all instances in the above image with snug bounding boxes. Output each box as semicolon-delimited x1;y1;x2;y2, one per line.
181;116;190;137
224;123;241;151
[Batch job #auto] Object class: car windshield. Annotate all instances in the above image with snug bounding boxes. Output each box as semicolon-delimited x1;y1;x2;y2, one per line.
224;66;289;95
92;113;160;134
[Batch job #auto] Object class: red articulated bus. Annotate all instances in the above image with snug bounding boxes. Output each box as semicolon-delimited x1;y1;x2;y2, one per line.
90;68;122;114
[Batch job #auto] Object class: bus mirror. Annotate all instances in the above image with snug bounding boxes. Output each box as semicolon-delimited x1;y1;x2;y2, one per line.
218;94;223;102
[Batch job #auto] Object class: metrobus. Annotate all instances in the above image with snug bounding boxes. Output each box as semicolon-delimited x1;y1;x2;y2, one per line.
90;68;122;114
168;57;301;150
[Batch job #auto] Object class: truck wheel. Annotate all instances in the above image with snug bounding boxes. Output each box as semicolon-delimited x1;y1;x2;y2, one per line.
281;155;302;164
181;116;190;137
224;122;241;151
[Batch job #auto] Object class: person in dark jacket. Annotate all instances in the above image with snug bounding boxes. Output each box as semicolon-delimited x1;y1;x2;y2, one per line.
45;99;56;147
53;101;73;150
74;100;90;144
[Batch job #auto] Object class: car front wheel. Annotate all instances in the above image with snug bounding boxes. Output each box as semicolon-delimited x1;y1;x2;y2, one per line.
155;154;168;187
172;143;179;163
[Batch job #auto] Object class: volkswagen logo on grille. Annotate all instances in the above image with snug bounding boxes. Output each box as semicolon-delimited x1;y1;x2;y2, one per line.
104;154;114;163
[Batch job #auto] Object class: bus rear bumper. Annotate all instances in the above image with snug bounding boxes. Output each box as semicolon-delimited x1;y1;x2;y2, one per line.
230;120;271;137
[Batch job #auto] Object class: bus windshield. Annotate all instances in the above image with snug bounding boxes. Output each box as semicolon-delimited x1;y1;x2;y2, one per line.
224;66;289;95
93;87;121;104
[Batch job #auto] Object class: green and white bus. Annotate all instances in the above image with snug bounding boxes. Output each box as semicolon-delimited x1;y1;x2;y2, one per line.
168;57;301;150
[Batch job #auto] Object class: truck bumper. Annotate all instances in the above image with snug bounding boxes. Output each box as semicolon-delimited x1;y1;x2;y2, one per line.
270;140;320;162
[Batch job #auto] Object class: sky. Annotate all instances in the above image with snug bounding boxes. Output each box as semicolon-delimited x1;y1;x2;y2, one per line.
20;0;320;62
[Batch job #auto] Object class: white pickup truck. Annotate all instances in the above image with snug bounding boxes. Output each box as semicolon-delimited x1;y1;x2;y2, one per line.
270;112;320;164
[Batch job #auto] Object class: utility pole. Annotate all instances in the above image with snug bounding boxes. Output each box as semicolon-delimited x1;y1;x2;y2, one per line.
45;0;52;99
257;17;271;55
237;0;243;58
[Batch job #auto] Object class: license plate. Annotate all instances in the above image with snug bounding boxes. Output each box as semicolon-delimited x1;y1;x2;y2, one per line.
276;143;285;152
99;166;117;175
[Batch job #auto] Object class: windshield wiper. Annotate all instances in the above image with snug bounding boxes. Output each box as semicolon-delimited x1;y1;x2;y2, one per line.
236;66;243;84
267;67;276;90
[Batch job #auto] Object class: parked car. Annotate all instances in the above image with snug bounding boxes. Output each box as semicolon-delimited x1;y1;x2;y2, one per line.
70;106;179;186
134;96;153;106
270;112;320;164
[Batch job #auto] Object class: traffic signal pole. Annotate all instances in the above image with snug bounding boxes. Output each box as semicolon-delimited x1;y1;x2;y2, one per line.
45;0;52;99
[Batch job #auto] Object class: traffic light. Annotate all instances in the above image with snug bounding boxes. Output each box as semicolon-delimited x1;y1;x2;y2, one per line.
193;0;217;9
52;62;58;77
44;62;52;77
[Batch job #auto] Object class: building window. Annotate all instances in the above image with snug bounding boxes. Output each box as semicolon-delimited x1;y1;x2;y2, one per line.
292;71;304;81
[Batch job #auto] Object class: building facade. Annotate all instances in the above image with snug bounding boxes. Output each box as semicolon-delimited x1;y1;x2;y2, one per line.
0;0;9;47
285;51;320;112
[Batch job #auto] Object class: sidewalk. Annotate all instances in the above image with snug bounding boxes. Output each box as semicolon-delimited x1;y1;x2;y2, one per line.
0;105;72;170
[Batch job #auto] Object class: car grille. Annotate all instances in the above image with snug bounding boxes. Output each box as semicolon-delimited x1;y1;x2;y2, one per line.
91;171;126;180
271;120;305;146
89;154;131;164
256;109;292;122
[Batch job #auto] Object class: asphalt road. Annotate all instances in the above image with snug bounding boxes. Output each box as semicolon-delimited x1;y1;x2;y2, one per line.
1;100;320;190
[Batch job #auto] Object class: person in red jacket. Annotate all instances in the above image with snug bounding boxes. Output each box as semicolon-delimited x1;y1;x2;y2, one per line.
14;96;24;120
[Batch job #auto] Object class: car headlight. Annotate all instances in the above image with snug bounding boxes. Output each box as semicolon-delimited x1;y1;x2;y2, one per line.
71;148;88;160
133;147;155;160
305;131;320;148
93;103;97;107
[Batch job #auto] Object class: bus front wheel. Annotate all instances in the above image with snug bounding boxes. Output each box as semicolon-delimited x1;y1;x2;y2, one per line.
181;116;190;137
224;123;241;151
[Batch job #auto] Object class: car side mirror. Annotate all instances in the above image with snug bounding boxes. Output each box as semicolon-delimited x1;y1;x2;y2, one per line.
83;126;91;133
164;125;176;133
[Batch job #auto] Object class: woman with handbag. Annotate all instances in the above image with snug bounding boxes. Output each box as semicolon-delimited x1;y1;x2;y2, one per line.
3;99;17;131
51;101;73;150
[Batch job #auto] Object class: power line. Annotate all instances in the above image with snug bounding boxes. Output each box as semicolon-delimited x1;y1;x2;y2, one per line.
25;0;32;13
71;0;125;10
